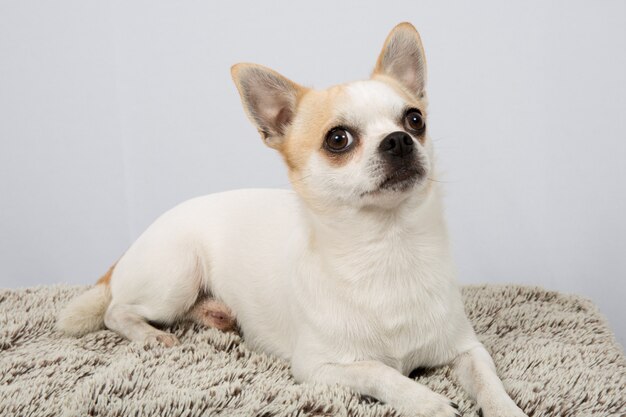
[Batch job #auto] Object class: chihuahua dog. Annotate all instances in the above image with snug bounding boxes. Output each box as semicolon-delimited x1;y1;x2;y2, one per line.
58;23;527;417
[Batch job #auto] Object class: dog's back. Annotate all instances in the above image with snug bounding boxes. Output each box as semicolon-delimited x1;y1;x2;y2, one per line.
58;188;303;354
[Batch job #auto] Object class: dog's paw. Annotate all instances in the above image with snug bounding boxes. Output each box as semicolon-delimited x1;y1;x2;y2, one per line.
145;332;180;347
395;390;462;417
478;399;527;417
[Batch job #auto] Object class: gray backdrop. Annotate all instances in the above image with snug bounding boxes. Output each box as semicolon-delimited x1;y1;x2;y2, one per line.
1;1;624;346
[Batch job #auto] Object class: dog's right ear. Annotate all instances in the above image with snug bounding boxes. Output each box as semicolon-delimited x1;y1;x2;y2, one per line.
231;63;307;149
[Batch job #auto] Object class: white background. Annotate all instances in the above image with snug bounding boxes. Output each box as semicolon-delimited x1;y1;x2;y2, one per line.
1;1;624;346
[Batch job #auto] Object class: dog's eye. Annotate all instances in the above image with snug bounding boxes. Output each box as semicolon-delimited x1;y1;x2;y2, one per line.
404;109;425;133
324;128;355;152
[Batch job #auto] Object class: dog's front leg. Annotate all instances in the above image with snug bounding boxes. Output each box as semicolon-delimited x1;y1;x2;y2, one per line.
452;345;527;417
294;360;460;417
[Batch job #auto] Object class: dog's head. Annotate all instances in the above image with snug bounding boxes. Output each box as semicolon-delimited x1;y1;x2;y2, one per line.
232;23;433;211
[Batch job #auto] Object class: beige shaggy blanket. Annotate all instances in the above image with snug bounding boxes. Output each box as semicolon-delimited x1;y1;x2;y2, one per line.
0;285;624;417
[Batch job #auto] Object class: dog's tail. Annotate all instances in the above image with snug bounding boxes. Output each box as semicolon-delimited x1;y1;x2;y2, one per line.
56;264;114;337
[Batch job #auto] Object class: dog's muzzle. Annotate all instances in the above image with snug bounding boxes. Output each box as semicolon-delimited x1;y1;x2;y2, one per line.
377;131;425;190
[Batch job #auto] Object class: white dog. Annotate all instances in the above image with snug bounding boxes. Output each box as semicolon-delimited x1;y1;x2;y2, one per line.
58;23;528;417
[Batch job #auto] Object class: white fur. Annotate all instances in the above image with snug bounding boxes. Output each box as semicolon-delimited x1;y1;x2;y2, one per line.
57;284;110;336
58;23;528;417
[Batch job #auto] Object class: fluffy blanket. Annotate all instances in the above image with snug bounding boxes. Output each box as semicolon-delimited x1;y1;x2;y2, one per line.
0;285;624;416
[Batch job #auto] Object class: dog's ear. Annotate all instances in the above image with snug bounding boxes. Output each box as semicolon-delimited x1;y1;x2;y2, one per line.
373;22;427;97
231;63;307;149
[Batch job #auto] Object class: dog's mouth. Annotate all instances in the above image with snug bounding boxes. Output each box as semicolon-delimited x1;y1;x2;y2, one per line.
379;166;421;190
362;165;424;197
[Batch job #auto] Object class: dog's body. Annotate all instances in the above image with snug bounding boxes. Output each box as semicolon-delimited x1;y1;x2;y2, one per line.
110;187;476;369
58;23;527;417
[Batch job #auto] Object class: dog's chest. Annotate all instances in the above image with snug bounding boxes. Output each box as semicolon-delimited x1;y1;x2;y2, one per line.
296;242;458;370
347;273;453;366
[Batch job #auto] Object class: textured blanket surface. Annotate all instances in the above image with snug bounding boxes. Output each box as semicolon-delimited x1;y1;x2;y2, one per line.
0;285;624;417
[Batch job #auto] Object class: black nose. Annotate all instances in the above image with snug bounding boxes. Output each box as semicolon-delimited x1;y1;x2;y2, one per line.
379;131;414;158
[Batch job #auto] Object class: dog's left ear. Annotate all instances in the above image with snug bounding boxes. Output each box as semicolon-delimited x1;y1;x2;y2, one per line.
373;22;427;97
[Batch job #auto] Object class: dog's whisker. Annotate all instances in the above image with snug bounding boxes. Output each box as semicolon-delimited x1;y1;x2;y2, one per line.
292;174;312;184
427;177;452;183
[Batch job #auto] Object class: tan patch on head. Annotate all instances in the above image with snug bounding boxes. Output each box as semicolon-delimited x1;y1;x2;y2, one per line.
281;85;364;173
281;88;336;171
95;262;116;286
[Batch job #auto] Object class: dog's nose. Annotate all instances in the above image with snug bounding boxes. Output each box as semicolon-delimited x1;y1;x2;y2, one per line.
379;131;414;158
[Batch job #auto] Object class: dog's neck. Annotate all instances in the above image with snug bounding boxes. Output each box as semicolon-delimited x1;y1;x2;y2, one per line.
299;184;450;283
308;185;444;237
